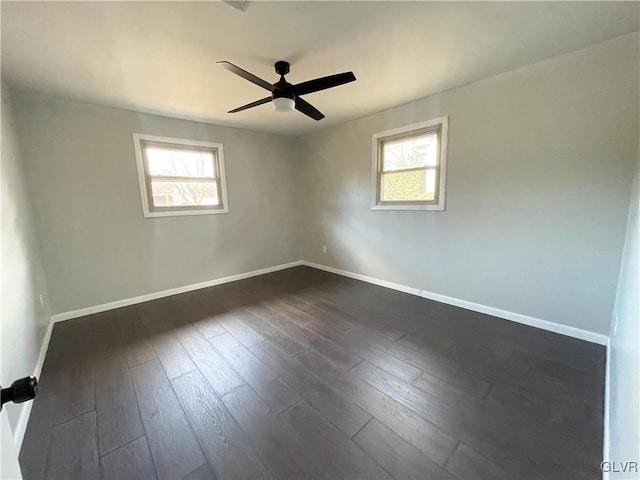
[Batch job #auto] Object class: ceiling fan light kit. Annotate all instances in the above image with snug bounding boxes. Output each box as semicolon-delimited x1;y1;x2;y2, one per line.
272;97;295;112
218;60;356;121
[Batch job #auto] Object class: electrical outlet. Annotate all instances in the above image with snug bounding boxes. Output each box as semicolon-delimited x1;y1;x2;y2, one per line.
322;245;327;254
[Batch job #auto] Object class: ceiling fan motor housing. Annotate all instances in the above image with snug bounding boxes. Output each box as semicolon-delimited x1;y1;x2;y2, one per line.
274;60;290;76
272;83;295;100
272;63;296;111
273;61;295;101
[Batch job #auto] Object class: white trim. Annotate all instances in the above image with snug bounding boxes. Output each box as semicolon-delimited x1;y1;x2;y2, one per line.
371;116;449;211
371;204;446;211
602;339;611;480
419;289;609;346
303;261;422;296
302;261;609;345
135;207;228;218
51;261;303;323
132;133;230;218
13;317;55;449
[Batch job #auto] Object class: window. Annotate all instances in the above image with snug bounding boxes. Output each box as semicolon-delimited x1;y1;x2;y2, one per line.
372;117;448;211
133;134;229;217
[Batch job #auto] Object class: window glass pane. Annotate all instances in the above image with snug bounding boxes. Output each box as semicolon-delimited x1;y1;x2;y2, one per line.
380;169;437;202
146;146;216;178
382;132;438;171
150;180;219;207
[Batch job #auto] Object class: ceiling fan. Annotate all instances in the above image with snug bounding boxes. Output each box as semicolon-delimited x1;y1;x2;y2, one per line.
218;60;356;121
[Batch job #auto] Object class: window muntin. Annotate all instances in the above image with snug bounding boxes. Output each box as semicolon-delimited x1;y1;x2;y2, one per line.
372;117;448;211
133;134;229;217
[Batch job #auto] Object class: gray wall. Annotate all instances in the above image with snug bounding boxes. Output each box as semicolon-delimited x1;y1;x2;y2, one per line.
12;94;301;314
10;33;638;336
299;33;639;335
1;84;52;432
607;145;639;478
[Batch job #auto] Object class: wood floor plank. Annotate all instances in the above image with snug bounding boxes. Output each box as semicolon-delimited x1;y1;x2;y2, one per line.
487;381;589;425
396;334;459;364
321;369;457;466
313;297;406;341
171;370;271;480
270;303;422;381
353;418;454;479
285;298;354;332
543;340;606;376
115;306;157;368
183;462;217;480
215;309;265;347
209;332;299;414
508;348;602;391
208;332;273;384
296;348;340;376
279;401;391;479
52;317;97;425
412;368;492;402
175;294;227;339
172;323;246;396
344;324;483;392
485;381;600;452
95;349;145;456
316;325;423;383
20;325;67;478
267;313;362;369
194;314;227;340
222;385;321;478
276;298;354;338
93;311;145;456
353;361;595;479
137;303;197;379
46;411;99;480
237;307;308;356
251;340;372;437
130;360;206;479
100;436;157;480
19;394;55;480
430;330;603;411
399;329;597;412
445;443;510;480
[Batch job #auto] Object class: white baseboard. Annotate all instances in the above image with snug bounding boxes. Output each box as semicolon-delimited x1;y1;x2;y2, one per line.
303;261;609;346
13;316;55;449
49;258;610;344
51;260;304;323
302;261;422;296
420;289;609;345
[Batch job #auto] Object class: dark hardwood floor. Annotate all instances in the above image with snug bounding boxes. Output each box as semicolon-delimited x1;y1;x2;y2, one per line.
20;266;605;479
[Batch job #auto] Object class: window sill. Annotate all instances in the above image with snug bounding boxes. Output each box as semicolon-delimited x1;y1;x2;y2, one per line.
371;204;445;211
142;208;229;218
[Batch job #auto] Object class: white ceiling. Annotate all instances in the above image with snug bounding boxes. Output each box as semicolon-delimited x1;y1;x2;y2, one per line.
2;1;638;136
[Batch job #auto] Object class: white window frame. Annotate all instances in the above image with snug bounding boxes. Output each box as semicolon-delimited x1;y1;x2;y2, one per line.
371;116;449;211
133;133;229;218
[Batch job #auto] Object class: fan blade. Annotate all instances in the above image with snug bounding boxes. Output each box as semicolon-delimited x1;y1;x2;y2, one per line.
228;96;272;113
294;72;356;96
217;61;273;91
295;97;325;121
